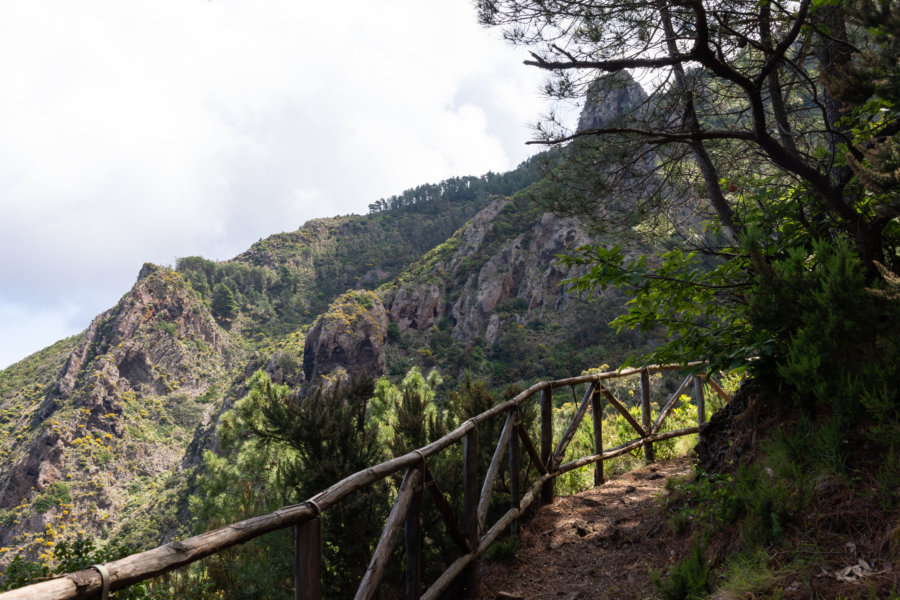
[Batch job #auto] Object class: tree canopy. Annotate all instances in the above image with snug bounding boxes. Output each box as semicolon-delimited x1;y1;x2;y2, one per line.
481;0;900;418
479;0;899;268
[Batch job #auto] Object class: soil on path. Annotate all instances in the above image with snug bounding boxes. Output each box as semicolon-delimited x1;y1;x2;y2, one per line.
476;457;694;600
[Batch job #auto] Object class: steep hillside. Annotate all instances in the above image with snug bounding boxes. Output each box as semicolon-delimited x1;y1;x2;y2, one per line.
0;265;234;555
378;195;657;386
0;162;590;563
0;77;658;568
175;161;542;340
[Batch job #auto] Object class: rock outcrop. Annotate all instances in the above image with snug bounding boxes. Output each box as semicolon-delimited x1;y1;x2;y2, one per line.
450;209;592;343
303;290;388;383
0;264;230;552
576;70;648;133
384;198;593;346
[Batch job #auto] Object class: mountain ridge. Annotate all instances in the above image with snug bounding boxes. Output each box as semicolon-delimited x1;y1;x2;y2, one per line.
0;73;656;564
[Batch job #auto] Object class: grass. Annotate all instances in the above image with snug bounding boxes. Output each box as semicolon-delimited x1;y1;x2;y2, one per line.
714;549;775;597
652;539;710;600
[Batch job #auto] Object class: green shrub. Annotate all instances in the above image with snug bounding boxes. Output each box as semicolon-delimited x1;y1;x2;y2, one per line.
0;509;14;527
386;322;400;342
0;535;155;597
195;384;220;404
0;556;49;592
156;322;177;337
33;482;71;513
485;535;520;562
751;238;900;421
652;539;710;600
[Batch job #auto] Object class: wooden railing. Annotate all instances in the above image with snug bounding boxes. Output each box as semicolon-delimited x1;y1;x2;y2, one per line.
0;363;731;600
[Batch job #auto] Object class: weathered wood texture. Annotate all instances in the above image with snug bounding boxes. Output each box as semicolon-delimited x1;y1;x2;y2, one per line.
706;375;732;404
517;423;547;475
0;362;725;600
540;386;554;505
405;472;423;600
653;374;694;434
295;518;322;600
461;428;479;597
551;383;595;469
640;369;655;463
695;374;706;425
508;410;521;536
557;427;701;474
477;411;514;532
423;466;470;554
599;385;645;437
420;472;553;600
355;467;420;600
591;390;604;486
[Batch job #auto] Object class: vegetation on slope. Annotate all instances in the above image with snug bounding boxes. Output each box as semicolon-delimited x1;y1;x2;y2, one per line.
478;0;900;596
0;152;613;595
175;158;543;341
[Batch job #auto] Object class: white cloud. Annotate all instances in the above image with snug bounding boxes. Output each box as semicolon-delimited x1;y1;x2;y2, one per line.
0;0;546;368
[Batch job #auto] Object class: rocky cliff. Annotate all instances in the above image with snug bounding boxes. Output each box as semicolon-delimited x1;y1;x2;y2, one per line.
303;290;389;383
0;265;233;554
0;79;658;564
576;70;648;133
378;194;651;384
384;198;592;345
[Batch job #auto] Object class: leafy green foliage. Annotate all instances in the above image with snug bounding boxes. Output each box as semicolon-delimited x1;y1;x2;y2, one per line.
666;461;797;546
0;535;152;598
366;157;543;213
32;482;71;514
751;238;900;420
156;321;177;337
561;244;756;372
0;556;48;593
485;535;520;562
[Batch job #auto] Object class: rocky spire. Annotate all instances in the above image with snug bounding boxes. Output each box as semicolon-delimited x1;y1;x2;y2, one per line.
576;70;648;133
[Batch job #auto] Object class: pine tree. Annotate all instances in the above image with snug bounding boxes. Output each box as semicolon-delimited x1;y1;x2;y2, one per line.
211;283;238;322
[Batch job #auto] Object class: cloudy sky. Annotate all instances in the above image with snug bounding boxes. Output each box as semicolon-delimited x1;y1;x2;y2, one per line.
0;0;550;369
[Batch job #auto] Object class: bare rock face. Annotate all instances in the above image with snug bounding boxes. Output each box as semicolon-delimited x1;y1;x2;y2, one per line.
39;264;224;426
382;199;512;337
0;431;64;510
383;198;594;346
576;70;648;133
0;263;229;547
303;290;388;383
385;283;444;333
450;210;592;343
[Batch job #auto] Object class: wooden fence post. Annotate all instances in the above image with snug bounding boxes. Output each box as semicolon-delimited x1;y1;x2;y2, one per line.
540;386;554;505
405;468;423;600
294;518;322;600
591;389;604;486
508;409;521;537
695;373;706;426
356;468;421;600
462;428;478;597
640;369;655;464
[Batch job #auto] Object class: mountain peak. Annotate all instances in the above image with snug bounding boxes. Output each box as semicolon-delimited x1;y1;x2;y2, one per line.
576;70;648;133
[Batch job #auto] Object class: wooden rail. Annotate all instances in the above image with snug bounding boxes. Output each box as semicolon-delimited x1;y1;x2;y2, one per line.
0;363;731;600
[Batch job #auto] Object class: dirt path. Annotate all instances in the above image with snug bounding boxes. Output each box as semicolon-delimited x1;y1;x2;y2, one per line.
476;457;694;600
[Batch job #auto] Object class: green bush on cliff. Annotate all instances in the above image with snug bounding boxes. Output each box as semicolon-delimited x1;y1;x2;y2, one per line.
32;482;71;514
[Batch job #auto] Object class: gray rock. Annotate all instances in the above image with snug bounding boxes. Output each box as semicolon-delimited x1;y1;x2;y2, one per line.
576;70;648;133
303;291;388;383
